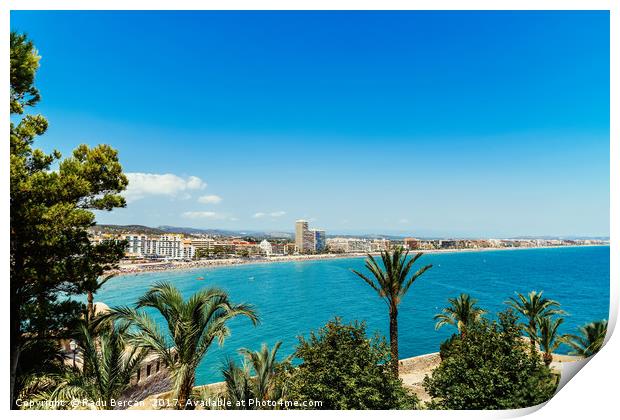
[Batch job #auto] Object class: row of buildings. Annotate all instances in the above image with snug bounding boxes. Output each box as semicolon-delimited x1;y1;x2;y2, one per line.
91;233;296;260
326;236;606;253
90;227;607;261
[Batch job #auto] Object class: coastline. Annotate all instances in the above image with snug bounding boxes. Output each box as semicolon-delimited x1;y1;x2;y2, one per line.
107;244;607;277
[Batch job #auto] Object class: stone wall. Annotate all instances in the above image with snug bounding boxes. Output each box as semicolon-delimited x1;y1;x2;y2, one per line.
399;352;441;375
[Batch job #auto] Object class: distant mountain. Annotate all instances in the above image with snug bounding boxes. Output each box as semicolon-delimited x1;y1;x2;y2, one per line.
158;226;295;239
91;224;607;242
326;233;405;240
91;224;166;235
91;224;295;239
156;225;241;236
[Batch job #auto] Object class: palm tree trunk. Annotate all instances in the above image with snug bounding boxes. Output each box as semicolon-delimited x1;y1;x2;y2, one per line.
389;306;399;378
87;291;94;321
543;352;553;367
176;377;195;410
529;320;537;353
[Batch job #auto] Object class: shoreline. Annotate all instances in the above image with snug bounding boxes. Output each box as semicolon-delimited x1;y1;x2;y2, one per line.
107;244;607;277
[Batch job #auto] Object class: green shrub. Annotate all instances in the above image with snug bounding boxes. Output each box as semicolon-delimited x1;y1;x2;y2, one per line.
438;333;459;361
424;309;557;409
285;318;418;410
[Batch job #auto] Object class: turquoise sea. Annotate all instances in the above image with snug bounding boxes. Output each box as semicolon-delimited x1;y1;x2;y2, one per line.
94;245;610;385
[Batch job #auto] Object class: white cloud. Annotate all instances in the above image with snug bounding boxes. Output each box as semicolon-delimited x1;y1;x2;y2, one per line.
124;173;206;202
182;211;220;219
186;176;205;190
198;194;222;204
182;211;237;221
399;218;410;224
253;211;286;218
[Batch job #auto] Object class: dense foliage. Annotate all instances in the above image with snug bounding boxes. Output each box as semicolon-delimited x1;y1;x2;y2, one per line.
10;31;128;407
285;318;419;410
438;333;459;361
423;309;557;409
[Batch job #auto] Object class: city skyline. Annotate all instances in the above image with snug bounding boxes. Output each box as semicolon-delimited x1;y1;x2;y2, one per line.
10;11;610;237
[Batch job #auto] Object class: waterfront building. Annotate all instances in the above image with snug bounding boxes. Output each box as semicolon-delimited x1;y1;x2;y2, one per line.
125;234;143;256
181;238;196;259
347;238;372;253
403;237;420;250
371;239;391;252
283;243;296;255
270;242;287;255
326;237;372;253
418;240;437;250
259;239;273;256
311;229;326;252
295;220;308;253
124;234;158;258
326;237;348;253
295;220;319;254
191;237;215;251
122;234;195;260
157;234;184;258
439;240;457;249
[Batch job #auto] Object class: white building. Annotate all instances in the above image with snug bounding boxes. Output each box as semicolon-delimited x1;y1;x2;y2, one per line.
181;238;196;259
259;240;273;256
123;234;195;259
371;239;391;252
326;237;372;253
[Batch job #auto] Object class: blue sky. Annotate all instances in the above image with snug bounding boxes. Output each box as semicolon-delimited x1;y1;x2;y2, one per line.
11;11;609;237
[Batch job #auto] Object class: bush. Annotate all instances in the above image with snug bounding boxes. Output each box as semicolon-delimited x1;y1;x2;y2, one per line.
285;318;418;410
423;309;557;409
438;333;459;361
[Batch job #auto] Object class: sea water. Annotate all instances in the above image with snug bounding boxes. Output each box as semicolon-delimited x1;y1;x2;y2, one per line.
94;245;610;385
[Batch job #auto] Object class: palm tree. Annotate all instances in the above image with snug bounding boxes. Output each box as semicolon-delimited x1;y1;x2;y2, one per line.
352;248;432;377
239;341;289;401
506;291;565;351
223;341;290;409
564;320;607;357
538;316;566;366
23;321;146;409
108;281;258;409
222;358;254;409
434;293;486;337
83;274;115;321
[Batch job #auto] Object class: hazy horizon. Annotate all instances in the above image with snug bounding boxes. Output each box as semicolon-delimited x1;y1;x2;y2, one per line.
93;221;610;240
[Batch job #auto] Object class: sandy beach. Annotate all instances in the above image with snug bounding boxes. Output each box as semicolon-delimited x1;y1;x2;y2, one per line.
107;245;605;276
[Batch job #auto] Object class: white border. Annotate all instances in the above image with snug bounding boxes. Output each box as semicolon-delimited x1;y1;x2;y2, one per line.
1;1;616;419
